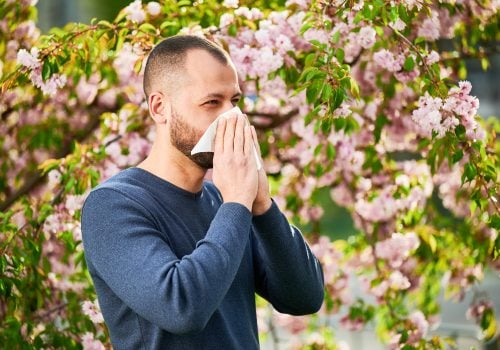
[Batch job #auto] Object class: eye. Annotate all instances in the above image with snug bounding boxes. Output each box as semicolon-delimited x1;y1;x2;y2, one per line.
205;100;219;106
231;98;241;105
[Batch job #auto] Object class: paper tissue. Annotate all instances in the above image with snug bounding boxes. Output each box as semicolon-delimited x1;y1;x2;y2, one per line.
191;106;262;170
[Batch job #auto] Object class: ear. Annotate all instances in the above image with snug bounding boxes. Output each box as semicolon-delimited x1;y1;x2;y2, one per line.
148;91;171;124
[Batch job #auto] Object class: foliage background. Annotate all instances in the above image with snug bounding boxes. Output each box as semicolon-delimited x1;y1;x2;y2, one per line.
1;0;499;349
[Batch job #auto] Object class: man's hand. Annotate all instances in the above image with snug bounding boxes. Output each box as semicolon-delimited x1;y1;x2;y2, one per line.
212;115;258;211
250;125;272;216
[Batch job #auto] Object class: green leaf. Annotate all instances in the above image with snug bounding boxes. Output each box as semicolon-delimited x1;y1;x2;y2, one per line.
38;159;60;174
489;214;500;230
331;88;344;110
228;24;237;37
314;144;323;157
455;124;466;140
331;31;341;44
327;143;336;160
177;0;192;6
374;114;389;143
333;117;345;131
336;48;345;63
481;58;490;71
350;78;360;99
64;177;76;193
139;23;157;34
463;162;477;183
306;80;323;104
300;22;313;35
42;60;51;81
403;56;415;71
452;149;463;163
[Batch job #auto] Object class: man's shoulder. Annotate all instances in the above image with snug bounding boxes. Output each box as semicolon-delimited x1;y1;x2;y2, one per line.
85;168;152;208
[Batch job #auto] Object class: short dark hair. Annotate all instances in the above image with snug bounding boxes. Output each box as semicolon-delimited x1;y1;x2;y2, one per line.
143;35;230;99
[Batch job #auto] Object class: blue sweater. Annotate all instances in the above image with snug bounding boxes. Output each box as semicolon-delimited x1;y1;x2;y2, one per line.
81;167;324;349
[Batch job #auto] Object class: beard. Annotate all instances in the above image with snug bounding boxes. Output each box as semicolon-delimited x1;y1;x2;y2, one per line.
169;107;214;169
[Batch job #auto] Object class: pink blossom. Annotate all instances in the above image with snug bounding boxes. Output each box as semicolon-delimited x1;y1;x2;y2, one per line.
219;13;235;28
401;0;422;11
408;310;429;342
275;34;294;54
333;102;351;118
97;88;117;108
229;44;256;78
234;7;262;20
125;0;146;24
113;43;139;82
81;333;105;350
14;20;39;40
354;190;399;222
438;8;459;39
370;280;389;298
395;67;419;83
255;29;272;46
17;47;40;69
69;222;82;242
466;299;493;323
146;1;161;16
76;76;99;105
222;0;239;8
43;213;65;235
28;65;67;96
340;314;364;331
358;26;377;49
285;0;309;9
274;312;308;334
411;92;451;137
390;18;407;31
375;232;420;268
303;28;330;45
373;49;401;72
330;183;354;207
418;14;440;41
253;47;284;78
65;194;86;216
127;132;151;165
82;300;105;324
425;50;440;65
389;270;411;290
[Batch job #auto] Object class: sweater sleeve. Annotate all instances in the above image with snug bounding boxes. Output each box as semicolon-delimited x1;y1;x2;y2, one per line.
81;188;252;334
252;200;324;315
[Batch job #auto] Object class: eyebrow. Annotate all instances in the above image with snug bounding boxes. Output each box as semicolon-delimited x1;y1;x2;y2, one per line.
200;91;242;101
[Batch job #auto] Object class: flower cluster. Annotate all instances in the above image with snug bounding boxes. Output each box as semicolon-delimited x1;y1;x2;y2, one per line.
81;299;105;324
17;48;67;96
411;81;483;140
375;232;420;269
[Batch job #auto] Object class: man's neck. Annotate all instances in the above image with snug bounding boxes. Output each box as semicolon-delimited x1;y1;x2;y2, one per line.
137;140;206;194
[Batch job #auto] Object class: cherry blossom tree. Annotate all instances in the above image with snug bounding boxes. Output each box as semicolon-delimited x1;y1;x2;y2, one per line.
0;0;498;348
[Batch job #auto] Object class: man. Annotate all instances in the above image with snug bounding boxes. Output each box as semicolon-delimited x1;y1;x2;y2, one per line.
81;35;324;349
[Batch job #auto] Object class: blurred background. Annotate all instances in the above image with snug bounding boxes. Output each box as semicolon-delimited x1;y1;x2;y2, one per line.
36;1;500;349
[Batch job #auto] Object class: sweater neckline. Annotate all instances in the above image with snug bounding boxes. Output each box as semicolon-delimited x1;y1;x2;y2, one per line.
127;167;204;200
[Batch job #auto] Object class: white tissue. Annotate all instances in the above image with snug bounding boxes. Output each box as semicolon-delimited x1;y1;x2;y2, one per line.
191;106;262;170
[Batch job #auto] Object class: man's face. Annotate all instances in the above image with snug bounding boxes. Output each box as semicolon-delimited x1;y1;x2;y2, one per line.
168;49;242;169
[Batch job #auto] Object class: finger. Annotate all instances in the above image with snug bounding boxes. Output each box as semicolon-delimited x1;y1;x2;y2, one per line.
224;116;237;152
215;118;226;154
250;125;262;158
233;115;245;155
243;125;254;158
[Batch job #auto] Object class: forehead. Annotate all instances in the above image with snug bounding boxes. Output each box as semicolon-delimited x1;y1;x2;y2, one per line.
182;49;239;95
